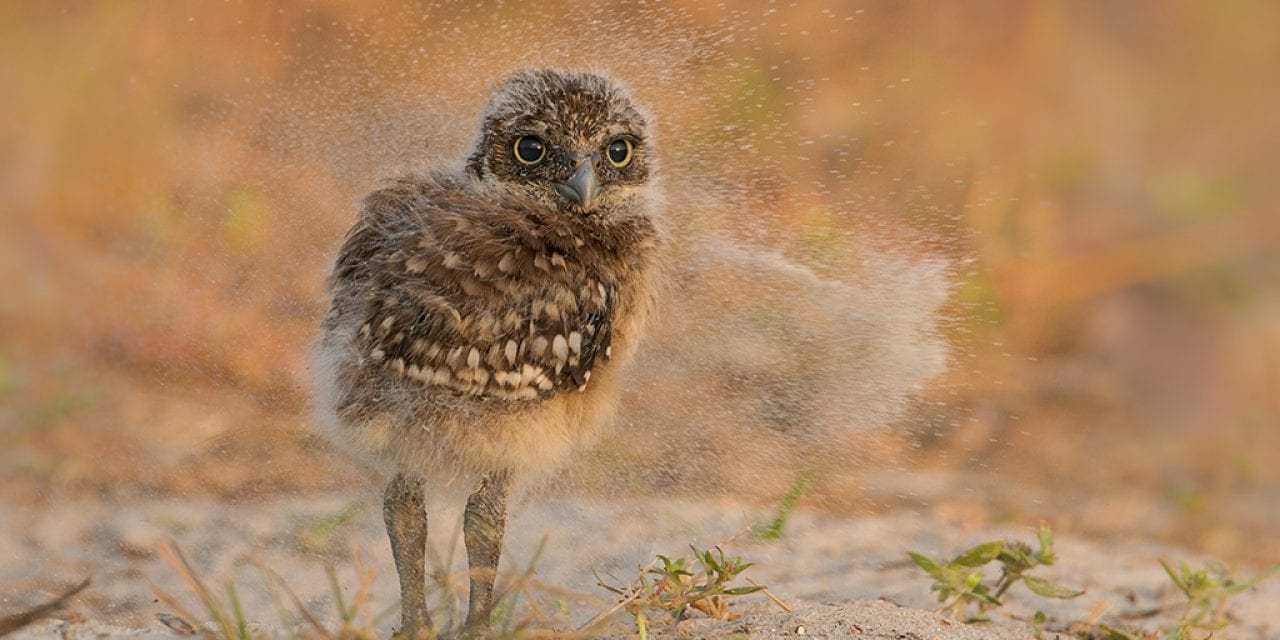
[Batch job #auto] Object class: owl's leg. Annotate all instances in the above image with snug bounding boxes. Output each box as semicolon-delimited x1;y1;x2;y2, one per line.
462;470;512;631
383;473;430;637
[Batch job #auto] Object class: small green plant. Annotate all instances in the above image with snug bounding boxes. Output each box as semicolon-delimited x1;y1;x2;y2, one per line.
482;536;585;638
155;539;386;640
294;500;366;555
594;545;764;640
1101;559;1279;640
751;468;816;541
157;533;595;640
1161;559;1279;636
1030;609;1049;638
908;525;1084;622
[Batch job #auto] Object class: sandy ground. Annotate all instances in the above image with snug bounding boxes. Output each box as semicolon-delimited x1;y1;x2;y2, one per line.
3;494;1278;639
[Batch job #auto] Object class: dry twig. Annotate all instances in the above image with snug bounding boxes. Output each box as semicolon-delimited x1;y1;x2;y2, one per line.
0;578;91;637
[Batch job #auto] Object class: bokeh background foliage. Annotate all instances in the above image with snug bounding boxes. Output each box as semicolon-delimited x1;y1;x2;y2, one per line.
1;1;1278;565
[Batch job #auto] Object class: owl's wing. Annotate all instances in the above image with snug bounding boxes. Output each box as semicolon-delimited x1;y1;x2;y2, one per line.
339;176;615;400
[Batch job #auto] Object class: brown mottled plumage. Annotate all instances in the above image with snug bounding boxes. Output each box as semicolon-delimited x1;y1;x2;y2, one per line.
314;69;661;635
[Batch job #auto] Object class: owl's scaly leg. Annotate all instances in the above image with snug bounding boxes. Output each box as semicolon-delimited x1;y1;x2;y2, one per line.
384;473;430;637
462;471;512;631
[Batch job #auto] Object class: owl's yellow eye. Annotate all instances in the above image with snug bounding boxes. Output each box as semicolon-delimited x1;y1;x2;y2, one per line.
514;136;545;164
606;139;633;168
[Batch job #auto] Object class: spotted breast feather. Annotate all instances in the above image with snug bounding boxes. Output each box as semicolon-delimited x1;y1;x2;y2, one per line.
329;174;641;401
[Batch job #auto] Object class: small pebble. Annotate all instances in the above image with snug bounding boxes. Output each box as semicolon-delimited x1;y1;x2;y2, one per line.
796;624;806;635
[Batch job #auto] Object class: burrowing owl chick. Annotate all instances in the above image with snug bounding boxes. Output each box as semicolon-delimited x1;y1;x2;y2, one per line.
315;69;661;635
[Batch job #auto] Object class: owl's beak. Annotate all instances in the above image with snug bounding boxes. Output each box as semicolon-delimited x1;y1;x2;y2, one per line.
554;162;599;210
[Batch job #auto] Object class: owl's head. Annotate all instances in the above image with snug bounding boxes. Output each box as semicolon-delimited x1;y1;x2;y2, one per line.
466;69;655;216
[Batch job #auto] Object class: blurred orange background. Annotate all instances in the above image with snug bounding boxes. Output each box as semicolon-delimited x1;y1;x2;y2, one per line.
1;0;1277;567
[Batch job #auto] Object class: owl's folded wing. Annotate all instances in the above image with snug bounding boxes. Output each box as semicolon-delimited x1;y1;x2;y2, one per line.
341;180;615;401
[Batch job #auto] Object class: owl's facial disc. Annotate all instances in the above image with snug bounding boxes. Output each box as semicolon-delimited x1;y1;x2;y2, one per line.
553;155;599;209
470;71;652;216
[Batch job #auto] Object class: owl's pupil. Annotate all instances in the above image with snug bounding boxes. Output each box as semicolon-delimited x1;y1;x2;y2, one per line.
607;140;631;167
514;136;545;164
